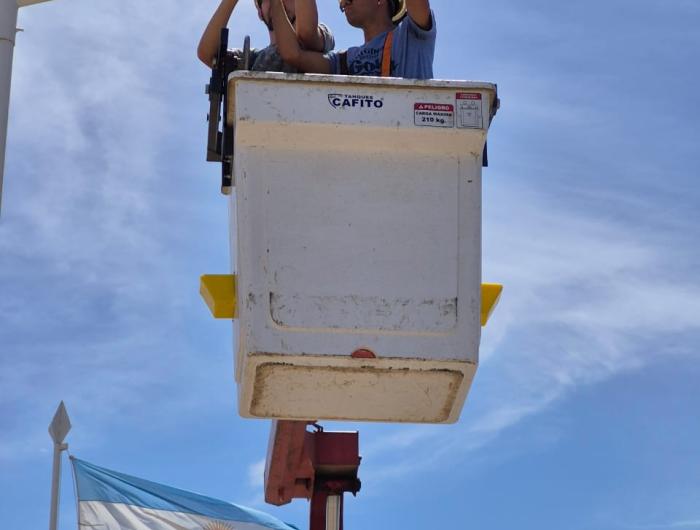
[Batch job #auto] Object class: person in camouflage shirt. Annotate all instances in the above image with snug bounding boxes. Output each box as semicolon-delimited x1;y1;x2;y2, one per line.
198;0;335;73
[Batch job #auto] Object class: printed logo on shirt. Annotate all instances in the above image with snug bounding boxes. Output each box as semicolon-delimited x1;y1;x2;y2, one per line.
348;47;398;76
328;93;385;110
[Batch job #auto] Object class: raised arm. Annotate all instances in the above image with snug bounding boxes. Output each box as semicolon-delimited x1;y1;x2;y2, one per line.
198;0;239;67
271;0;332;73
405;0;432;30
294;0;327;52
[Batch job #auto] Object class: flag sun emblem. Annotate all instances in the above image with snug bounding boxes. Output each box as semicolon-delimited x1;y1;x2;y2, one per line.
203;521;235;530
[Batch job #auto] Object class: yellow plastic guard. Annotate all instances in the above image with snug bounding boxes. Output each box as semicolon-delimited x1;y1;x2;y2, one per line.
481;283;503;327
200;275;238;319
200;274;501;325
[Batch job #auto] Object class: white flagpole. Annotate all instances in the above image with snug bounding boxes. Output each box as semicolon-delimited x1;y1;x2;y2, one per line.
0;0;54;215
48;401;71;530
0;0;19;215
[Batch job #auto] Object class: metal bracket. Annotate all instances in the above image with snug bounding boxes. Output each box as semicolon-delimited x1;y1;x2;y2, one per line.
205;30;251;195
264;421;361;530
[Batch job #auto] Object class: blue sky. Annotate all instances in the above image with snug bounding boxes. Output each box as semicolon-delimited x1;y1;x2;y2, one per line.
1;0;699;529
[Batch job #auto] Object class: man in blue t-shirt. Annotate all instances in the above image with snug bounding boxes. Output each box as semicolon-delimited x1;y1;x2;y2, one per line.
271;0;435;79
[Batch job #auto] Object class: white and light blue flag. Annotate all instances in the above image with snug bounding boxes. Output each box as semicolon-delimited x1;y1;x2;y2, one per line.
71;458;298;530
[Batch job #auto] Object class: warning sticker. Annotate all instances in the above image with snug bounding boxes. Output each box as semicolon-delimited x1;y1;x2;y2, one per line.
456;93;483;129
414;103;455;128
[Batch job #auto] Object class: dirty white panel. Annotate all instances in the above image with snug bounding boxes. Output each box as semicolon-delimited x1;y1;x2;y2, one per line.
229;73;497;424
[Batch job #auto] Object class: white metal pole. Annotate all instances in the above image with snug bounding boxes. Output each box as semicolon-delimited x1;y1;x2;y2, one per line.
325;495;341;530
48;401;71;530
49;440;67;530
0;0;19;214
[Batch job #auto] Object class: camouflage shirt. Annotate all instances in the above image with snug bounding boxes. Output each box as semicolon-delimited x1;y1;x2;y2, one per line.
228;23;334;74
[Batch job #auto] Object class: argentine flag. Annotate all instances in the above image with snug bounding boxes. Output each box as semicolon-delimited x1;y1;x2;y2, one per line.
71;458;297;530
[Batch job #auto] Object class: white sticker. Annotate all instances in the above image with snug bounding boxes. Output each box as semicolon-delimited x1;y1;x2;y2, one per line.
456;93;483;129
414;103;455;128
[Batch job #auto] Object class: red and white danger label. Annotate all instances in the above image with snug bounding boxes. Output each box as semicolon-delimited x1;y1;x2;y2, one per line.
456;93;483;129
414;102;455;128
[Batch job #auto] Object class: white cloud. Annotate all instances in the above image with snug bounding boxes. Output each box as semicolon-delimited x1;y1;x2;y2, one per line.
247;458;265;489
0;0;270;469
358;181;700;483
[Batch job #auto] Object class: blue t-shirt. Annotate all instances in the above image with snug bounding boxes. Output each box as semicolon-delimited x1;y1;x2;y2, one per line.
326;11;436;79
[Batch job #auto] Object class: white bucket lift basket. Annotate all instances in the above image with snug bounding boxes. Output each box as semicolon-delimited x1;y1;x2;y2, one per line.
205;72;499;424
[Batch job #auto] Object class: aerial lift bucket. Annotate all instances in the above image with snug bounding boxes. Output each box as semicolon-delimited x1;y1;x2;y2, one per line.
202;71;501;424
